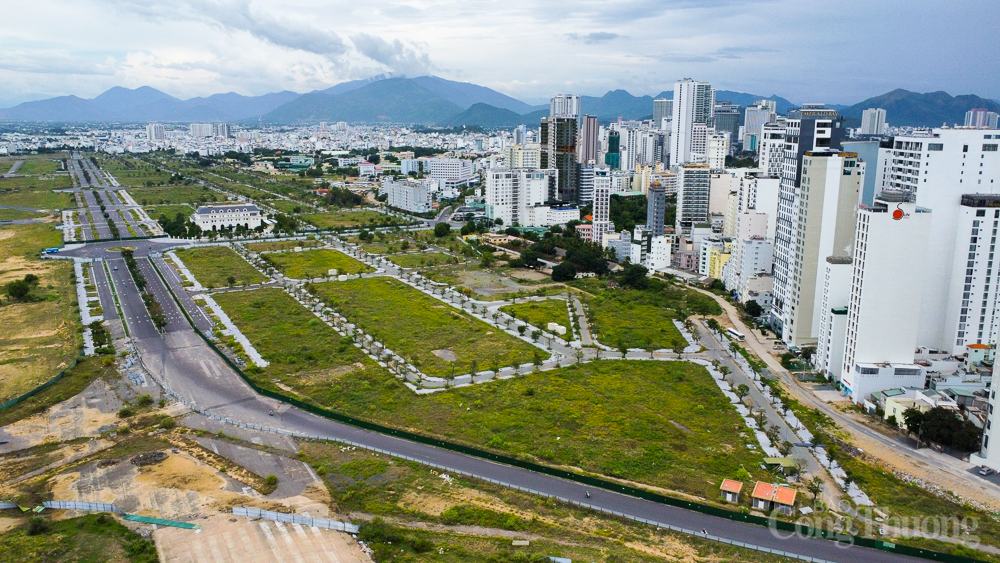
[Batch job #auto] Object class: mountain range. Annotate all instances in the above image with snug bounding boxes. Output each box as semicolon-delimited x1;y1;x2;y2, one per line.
0;75;996;131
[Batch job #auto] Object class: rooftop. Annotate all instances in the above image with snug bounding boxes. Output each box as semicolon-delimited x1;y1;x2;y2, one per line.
720;479;744;494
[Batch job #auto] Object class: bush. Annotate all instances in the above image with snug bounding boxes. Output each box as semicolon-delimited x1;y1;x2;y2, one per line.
136;394;154;407
117;406;134;418
551;262;577;282
26;516;49;536
159;416;176;429
264;474;279;486
434;222;451;237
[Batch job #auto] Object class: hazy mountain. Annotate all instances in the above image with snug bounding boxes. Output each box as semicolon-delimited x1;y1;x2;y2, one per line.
441;103;533;127
319;74;397;96
840;89;1000;127
92;86;178;110
261;78;463;125
652;90;796;114
411;76;534;114
0;95;109;121
581;90;654;120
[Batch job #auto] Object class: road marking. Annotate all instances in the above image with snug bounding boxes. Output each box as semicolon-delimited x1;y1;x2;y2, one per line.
208;535;227;563
292;522;308;539
256;521;284;560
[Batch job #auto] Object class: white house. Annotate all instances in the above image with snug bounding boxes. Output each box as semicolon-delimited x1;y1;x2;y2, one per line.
191;204;263;231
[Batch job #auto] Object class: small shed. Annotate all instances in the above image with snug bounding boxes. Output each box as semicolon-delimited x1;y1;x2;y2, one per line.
720;479;743;503
751;481;798;515
763;456;799;476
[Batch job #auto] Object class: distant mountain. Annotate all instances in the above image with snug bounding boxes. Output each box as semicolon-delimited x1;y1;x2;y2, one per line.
581;90;654;120
260;78;463;125
441;103;525;127
840;89;1000;127
319;74;397;96
410;76;534;114
92;86;178;110
0;95;109;121
652;90;796;114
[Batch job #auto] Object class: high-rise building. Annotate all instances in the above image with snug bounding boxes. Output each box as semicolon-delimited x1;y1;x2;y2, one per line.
877;129;1000;353
485;168;557;226
676;164;711;232
146;123;166;141
742;103;775;150
965;108;1000;129
712;101;741;142
757;121;786;176
604;131;620;168
212;123;231;138
841;140;881;207
591;166;612;243
513;125;527;145
783;150;862;347
860;108;887;135
539;116;579;201
944;195;1000;349
189;123;214;137
707;132;730;171
550;94;581;118
578;165;595;204
840;194;931;403
978;363;1000;470
814;256;852;379
671;79;714;166
578;115;599;164
756;99;777;114
653;98;673;129
505;145;540;168
647;183;667;235
771;104;845;337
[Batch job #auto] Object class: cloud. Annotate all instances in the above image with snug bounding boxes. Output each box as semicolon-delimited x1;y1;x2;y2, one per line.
350;33;431;75
566;32;620;44
0;50;116;75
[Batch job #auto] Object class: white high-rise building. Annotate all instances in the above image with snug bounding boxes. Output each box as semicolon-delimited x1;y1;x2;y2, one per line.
670;79;714;166
784;150;862;347
815;256;853;380
878;129;1000;353
145;123;166;141
591;166;612;243
860;108;887;135
707;131;730;170
212;123;231;138
550;93;581;118
965;109;1000;129
484;168;556;227
653;98;673;129
676;164;711;232
943;195;1000;349
383;178;434;213
742;103;775;150
840;195;931;403
757;121;786;177
771;105;845;339
975;363;1000;471
189;123;214;137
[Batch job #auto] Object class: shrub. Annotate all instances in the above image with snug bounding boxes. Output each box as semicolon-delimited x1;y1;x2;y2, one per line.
264;474;278;486
136;394;154;407
117;406;134;418
26;516;49;535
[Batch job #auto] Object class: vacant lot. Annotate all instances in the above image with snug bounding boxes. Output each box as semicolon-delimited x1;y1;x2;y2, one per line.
388;251;457;268
246;238;320;253
0;178;74;209
0;208;50;221
99;156;174;187
301;209;406;229
310;277;538;377
265;198;308;214
127;185;224;206
0;514;158;563
571;277;720;350
265;248;372;279
144;203;194;222
17;159;62;175
0;223;80;403
173;246;267;288
212;288;382;397
501;298;572;334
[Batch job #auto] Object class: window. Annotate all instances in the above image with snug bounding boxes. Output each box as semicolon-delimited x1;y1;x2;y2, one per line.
928;143;944;151
964;145;969;153
984;144;999;152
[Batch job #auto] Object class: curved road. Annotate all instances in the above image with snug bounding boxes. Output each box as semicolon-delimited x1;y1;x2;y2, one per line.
54;237;932;563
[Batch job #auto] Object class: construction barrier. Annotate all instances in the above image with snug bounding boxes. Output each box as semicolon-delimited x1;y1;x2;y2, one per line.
123;514;201;530
0;355;81;412
232;507;358;533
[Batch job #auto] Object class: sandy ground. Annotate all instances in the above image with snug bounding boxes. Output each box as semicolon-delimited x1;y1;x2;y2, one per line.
0;379;122;454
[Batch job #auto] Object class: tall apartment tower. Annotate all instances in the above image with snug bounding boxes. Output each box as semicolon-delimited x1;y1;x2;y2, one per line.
146;123;166;141
513;125;527;145
878;129;1000;353
840;194;931;403
578;115;599;164
771;104;845;337
653;98;673;129
757;120;786;176
550;94;581;118
945;195;1000;348
189;123;214;137
783;151;862;347
965;109;1000;129
712;101;741;141
860;108;887;135
539;116;579;202
978;363;1000;471
671;79;714;166
647;183;668;235
212;123;231;138
676;164;711;232
604;131;621;169
742;103;775;150
592;166;612;243
485;168;556;226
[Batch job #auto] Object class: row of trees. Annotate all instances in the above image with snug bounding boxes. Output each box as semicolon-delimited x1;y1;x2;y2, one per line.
122;250;167;331
898;406;983;452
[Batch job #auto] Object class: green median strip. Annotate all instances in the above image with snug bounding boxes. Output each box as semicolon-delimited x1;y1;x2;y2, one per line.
102;259;129;337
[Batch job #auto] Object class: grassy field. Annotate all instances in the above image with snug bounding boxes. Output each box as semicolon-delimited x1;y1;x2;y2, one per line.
0;208;50;221
126;185;224;206
265;248;372;278
571;277;720;350
310;277;539;377
387;251;458;268
211;288;383;395
173;246;267;288
246;239;320;252
501;298;572;334
16;159;62;175
99;156;174;186
0;514;158;563
0;179;74;209
300;209;405;229
144;203;194;221
265;198;309;214
0;223;80;404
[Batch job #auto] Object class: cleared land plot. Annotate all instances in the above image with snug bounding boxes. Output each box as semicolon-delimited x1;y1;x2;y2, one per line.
0;514;157;563
265;198;308;214
500;298;572;334
422;265;563;300
126;185;224;206
246;238;320;253
98;156;174;186
0;174;73;191
173;246;267;288
0;177;74;209
0;208;50;221
17;159;62;175
265;248;372;279
212;288;382;398
571;277;720;350
387;251;457;268
310;277;538;377
0;224;80;403
301;209;406;229
144;203;194;221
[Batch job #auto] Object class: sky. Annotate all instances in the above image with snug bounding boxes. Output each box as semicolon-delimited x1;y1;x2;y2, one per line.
0;0;997;108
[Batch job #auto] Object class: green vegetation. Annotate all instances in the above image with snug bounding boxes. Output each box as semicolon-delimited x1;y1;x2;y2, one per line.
570;277;720;350
387;251;458;268
500;299;572;334
0;208;49;221
16;159;62;175
211;288;381;397
173;246;266;288
246;239;320;253
310;277;539;377
143;203;194;220
266;199;308;214
0;179;74;208
0;355;116;427
0;513;158;563
264;248;372;279
126;185;223;206
300;209;406;230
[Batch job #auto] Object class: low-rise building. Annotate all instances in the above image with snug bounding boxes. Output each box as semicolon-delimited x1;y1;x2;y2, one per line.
751;482;797;515
191;204;263;231
383;178;434;213
720;480;743;504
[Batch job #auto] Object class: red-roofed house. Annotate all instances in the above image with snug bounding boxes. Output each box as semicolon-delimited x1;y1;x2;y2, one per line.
719;479;743;503
751;481;797;515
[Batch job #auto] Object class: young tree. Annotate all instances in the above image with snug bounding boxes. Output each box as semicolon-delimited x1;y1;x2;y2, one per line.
574;349;585;364
735;384;750;403
807;476;824;500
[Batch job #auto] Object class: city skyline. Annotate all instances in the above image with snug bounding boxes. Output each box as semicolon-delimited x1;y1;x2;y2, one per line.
1;0;997;108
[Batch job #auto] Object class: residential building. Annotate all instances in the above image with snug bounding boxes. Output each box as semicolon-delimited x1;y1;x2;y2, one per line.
842;140;881;207
212;123;231;138
653;98;673;129
646;182;668;236
751;482;797;515
484;168;556;226
860;108;887;135
712;101;741;141
976;362;1000;470
646;235;673;271
505;144;541;168
671;79;714;166
524;204;580;228
815;256;853;380
784;150;862;347
771;104;846;337
540;116;579;201
591;166;612;243
707;132;730;170
191;203;263;231
189;123;214;137
742;103;775;150
840;194;932;403
943;195;1000;349
676;164;711;232
426;158;475;187
550;93;581;118
604;130;621;169
965;109;1000;129
757;121;786;177
384;178;434;213
578;115;599;164
145;123;166;141
577;165;595;204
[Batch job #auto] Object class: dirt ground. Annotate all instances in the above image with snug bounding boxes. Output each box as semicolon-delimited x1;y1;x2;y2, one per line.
0;379;122;453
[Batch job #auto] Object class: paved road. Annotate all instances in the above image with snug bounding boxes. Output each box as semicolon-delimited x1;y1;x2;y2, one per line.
53;239;931;563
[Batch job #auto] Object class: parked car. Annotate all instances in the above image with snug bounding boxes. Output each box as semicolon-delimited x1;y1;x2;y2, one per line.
979;466;995;476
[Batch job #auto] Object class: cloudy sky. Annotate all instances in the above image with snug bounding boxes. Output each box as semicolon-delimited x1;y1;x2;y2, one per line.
1;0;996;107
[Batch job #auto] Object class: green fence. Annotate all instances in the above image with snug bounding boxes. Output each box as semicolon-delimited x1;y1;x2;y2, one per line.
147;259;984;563
85;234;168;243
0;355;80;412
